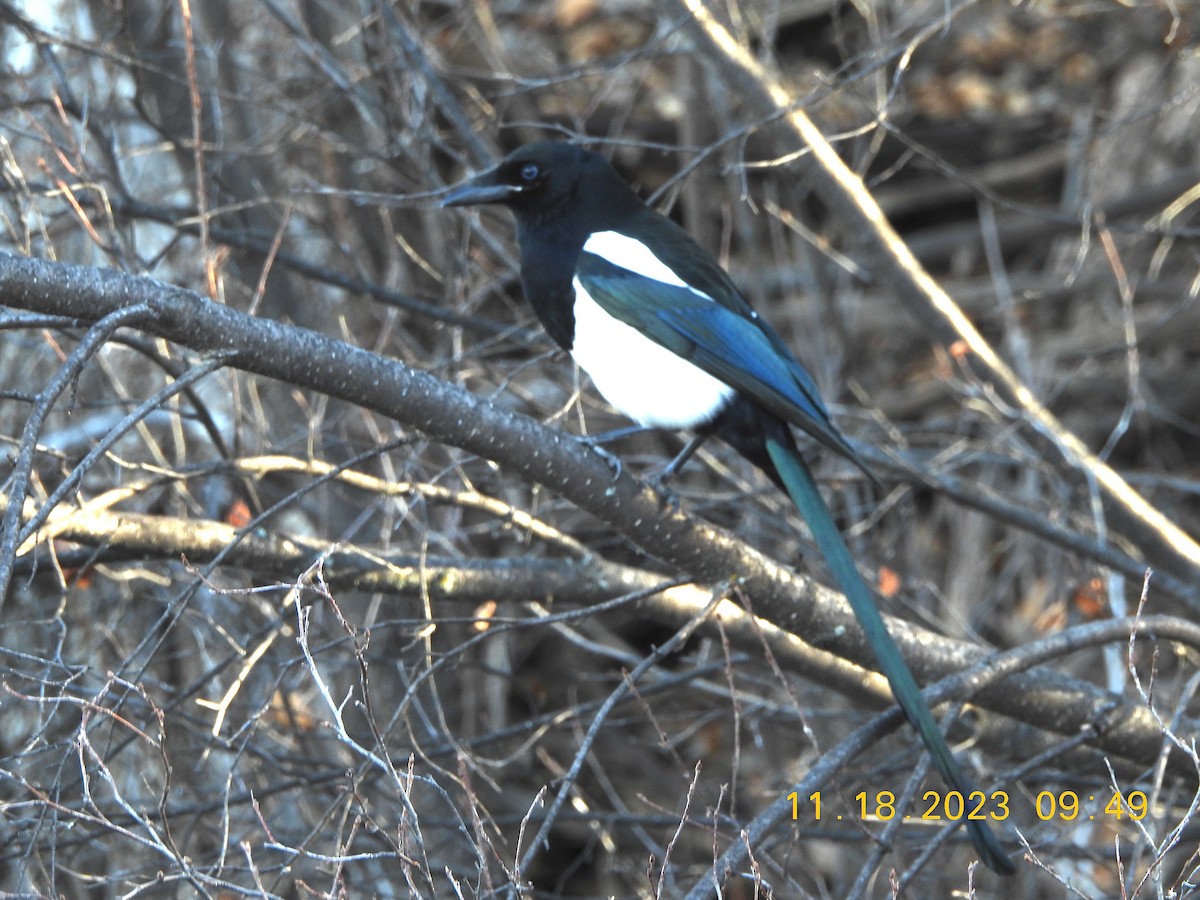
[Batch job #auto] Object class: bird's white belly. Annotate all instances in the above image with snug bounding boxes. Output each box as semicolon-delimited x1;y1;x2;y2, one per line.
570;279;734;429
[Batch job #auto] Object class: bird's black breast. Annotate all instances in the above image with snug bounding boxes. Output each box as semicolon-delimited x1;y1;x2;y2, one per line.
517;221;585;352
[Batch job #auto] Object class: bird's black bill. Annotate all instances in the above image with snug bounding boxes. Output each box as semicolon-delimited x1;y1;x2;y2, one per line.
441;170;514;207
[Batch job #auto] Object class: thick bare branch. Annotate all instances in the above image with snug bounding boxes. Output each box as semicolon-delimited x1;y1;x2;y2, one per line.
0;249;1194;781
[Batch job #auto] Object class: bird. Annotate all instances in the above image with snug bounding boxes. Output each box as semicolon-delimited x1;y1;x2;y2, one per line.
443;140;1013;875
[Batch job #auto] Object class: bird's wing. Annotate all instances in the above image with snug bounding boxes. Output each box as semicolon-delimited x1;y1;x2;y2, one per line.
577;251;863;466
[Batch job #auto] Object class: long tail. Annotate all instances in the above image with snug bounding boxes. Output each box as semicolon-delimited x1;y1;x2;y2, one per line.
762;423;1013;874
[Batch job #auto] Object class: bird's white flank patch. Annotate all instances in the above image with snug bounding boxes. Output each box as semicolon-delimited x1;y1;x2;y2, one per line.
570;231;734;429
581;231;708;297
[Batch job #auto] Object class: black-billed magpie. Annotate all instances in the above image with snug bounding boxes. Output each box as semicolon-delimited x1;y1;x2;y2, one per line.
444;141;1012;874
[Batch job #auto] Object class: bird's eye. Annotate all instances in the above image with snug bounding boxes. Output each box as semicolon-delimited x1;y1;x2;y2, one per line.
520;163;540;182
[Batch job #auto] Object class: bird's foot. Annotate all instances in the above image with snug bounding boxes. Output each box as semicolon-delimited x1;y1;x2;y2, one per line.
645;468;682;512
649;434;708;509
577;434;625;480
577;425;657;481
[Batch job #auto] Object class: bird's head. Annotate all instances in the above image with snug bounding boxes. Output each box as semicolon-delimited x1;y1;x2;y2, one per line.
442;141;634;224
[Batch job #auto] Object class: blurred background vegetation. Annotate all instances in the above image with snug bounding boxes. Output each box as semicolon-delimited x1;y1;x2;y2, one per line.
1;1;1199;896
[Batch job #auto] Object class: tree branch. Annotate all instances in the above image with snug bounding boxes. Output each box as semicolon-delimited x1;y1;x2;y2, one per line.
1;249;1196;781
